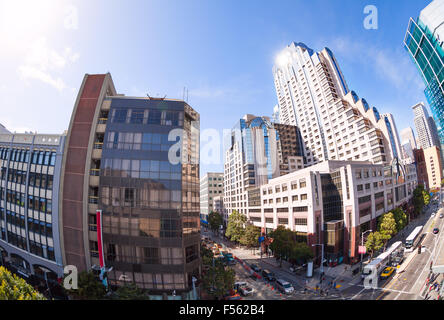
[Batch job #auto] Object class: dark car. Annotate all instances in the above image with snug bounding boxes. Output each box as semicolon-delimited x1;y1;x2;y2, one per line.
433;228;439;234
250;264;261;273
262;269;276;282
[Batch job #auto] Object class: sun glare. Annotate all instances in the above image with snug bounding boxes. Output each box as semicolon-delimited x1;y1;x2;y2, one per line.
0;0;61;51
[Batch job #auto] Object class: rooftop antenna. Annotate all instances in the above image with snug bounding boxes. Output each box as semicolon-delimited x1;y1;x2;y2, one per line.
146;93;151;99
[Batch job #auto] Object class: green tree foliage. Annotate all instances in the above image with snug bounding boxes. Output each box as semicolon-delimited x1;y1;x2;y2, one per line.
391;207;408;232
113;283;149;300
68;271;106;300
422;189;430;206
0;266;46;300
208;211;223;232
413;185;426;215
225;210;246;243
268;225;313;266
239;223;261;248
201;264;235;299
378;212;397;239
365;231;384;260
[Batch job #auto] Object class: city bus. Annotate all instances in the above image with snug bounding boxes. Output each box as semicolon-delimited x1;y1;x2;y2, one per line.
362;241;404;278
387;241;404;266
405;226;423;250
362;251;391;279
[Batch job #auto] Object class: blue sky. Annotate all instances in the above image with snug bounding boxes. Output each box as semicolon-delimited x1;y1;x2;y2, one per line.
0;0;432;176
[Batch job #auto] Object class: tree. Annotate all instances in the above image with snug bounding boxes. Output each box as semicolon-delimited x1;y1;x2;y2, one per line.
208;211;223;233
201;264;235;299
413;185;426;215
239;223;261;250
113;283;149;300
378;212;397;249
225;210;246;243
288;242;313;265
423;189;431;206
268;225;313;266
365;231;384;260
0;266;46;300
392;207;408;232
67;271;106;300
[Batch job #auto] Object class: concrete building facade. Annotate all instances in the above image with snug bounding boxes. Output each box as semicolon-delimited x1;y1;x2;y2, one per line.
0;132;66;283
423;146;443;190
248;160;417;264
200;172;223;221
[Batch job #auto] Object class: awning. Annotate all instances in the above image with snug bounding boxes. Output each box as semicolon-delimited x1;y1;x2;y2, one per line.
200;219;208;225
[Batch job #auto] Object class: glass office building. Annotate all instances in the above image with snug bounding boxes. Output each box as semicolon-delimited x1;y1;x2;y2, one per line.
404;0;444;170
60;73;200;299
100;97;200;293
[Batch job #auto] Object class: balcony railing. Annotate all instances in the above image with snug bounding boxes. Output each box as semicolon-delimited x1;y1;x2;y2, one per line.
93;142;103;149
88;196;99;204
90;168;100;176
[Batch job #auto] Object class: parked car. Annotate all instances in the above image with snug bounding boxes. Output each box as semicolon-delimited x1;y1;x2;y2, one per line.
250;264;261;273
275;279;294;294
262;269;276;282
380;267;395;279
433;228;439;234
234;282;254;296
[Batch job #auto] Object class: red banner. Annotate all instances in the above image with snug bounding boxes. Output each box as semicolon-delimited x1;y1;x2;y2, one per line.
96;210;104;268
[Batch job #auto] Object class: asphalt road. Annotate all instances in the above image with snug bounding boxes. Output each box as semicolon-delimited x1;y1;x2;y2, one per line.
348;196;444;300
203;191;444;300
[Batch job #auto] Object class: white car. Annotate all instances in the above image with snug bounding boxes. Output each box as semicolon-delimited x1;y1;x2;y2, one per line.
275;279;294;294
239;285;254;296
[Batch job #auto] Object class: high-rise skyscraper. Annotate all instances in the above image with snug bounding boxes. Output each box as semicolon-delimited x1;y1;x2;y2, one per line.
273;42;402;167
412;102;440;148
223;114;303;217
404;0;444;172
400;127;417;162
400;127;417;150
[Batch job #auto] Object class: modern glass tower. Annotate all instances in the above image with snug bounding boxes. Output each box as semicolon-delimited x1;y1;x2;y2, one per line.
404;0;444;171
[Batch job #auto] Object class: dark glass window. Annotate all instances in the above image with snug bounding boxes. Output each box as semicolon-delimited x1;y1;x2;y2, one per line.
148;110;162;125
113;109;127;123
130;110;144;124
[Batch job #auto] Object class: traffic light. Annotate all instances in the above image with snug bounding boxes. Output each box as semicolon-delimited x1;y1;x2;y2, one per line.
418;246;422;254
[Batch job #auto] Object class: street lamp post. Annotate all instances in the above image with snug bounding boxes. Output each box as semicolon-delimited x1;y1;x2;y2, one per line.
312;243;324;275
361;230;372;271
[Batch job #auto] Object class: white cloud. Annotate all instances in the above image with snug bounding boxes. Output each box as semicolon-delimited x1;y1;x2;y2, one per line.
17;37;79;91
18;65;67;91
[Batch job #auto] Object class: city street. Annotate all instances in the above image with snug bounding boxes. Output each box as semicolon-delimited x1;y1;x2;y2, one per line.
203;190;444;300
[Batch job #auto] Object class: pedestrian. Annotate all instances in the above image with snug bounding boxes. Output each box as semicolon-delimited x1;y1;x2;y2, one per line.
326;289;329;296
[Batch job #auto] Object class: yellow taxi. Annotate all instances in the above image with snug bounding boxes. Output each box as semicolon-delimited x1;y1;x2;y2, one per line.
380;266;395;279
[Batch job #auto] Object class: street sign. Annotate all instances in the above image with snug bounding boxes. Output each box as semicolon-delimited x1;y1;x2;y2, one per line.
358;246;366;254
